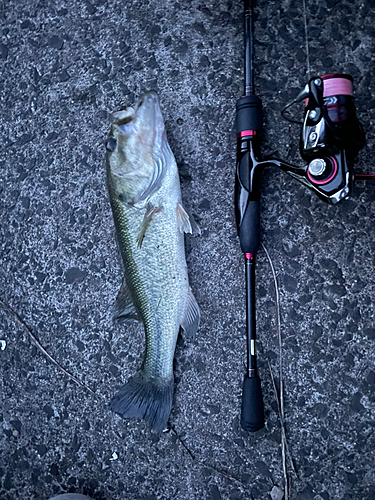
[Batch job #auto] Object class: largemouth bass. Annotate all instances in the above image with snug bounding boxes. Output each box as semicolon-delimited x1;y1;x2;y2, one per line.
106;91;200;432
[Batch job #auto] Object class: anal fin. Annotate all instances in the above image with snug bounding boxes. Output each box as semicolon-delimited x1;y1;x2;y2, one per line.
115;277;140;321
181;287;200;339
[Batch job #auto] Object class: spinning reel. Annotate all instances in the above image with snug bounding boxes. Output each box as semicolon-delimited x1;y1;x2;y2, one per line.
236;74;366;244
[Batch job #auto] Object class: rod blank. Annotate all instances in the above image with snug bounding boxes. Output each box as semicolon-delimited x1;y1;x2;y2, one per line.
244;0;254;95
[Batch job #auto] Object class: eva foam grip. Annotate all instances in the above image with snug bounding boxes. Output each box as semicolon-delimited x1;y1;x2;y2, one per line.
240;375;265;432
238;200;260;254
235;95;263;134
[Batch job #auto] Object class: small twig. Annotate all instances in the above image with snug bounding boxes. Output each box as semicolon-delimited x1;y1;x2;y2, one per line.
170;426;247;489
262;245;284;421
170;426;196;460
199;461;247;489
267;361;297;475
267;361;289;499
0;298;96;395
262;247;297;478
262;244;297;498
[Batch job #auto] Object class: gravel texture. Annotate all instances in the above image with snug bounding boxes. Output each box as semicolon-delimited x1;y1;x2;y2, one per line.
1;0;375;499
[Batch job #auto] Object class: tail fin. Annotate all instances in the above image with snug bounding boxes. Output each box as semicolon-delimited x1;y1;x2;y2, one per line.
110;372;174;433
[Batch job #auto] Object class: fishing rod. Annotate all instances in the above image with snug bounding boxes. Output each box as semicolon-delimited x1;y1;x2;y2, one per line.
235;0;370;432
235;0;264;432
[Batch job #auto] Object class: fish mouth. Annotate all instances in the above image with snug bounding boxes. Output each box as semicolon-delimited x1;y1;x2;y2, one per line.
133;91;164;133
112;91;163;130
108;91;165;154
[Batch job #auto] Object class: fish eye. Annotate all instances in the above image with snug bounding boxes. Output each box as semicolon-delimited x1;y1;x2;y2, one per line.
106;139;116;152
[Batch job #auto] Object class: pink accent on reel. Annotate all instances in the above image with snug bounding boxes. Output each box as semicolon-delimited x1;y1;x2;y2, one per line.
305;74;353;106
322;76;353;98
321;73;352;82
238;130;257;138
245;253;254;260
307;156;338;185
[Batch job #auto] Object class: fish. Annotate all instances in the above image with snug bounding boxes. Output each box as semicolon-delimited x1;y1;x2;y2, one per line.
106;91;200;432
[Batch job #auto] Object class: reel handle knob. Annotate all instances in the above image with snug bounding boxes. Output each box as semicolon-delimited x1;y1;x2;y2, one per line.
240;375;265;432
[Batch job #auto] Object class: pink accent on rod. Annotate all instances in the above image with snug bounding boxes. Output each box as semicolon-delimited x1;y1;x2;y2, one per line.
307;156;338;185
245;253;254;260
323;77;352;98
238;130;257;138
355;173;375;180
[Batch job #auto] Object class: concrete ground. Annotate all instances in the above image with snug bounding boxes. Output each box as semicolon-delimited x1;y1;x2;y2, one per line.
1;0;374;499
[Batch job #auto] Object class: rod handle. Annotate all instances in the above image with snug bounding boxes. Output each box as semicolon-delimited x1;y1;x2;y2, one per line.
238;200;260;254
240;375;265;432
235;95;262;134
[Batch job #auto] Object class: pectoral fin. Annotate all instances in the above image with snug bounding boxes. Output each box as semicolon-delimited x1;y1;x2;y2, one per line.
181;287;200;339
136;203;163;248
114;277;140;321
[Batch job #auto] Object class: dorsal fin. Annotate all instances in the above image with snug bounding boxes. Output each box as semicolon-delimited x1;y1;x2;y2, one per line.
176;203;201;235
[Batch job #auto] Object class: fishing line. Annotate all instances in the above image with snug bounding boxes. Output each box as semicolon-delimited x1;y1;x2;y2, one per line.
302;0;311;77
